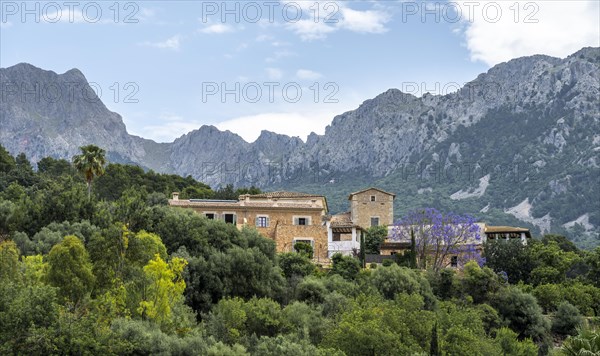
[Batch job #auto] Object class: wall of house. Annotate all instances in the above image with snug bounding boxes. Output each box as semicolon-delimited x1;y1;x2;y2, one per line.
274;224;329;262
187;205;328;260
350;189;394;229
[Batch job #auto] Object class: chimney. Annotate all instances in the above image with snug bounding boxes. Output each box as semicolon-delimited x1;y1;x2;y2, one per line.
172;192;179;201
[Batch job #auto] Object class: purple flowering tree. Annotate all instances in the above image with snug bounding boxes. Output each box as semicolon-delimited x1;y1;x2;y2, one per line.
391;208;484;271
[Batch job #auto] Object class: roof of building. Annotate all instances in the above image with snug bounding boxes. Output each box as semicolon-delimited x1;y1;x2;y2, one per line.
485;226;530;233
380;241;412;250
330;212;353;227
485;225;532;239
329;212;363;232
245;191;324;198
348;187;396;199
169;199;322;209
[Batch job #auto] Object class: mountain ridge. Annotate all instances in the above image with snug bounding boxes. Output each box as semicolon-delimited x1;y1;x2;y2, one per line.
1;47;599;247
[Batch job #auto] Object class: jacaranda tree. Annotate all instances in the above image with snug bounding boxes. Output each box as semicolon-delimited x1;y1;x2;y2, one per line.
391;208;483;271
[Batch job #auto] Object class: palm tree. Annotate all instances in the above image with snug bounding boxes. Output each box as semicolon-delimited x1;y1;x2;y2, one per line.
72;145;107;199
560;326;600;355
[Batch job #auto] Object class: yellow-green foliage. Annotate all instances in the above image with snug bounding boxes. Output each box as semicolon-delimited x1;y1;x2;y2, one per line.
137;254;187;326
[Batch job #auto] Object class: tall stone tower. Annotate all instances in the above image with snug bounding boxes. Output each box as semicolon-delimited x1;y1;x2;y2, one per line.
348;187;396;229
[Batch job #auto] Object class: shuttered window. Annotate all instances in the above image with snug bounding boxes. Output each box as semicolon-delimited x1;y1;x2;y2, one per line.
256;216;269;228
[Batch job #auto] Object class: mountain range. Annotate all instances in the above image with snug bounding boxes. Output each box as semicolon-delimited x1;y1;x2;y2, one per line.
1;47;599;248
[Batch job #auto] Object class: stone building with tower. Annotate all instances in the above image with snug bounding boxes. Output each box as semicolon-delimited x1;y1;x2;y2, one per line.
168;187;396;261
169;187;530;266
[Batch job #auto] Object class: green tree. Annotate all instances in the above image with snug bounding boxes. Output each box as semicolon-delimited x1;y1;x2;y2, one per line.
72;144;107;198
0;240;20;281
293;241;313;259
278;252;315;279
494;327;538;356
137;254;188;326
430;322;440;356
253;335;322;356
559;327;600;356
243;297;282;337
491;287;550;348
542;234;579;253
37;157;75;177
0;144;16;174
586;247;600;287
0;281;59;354
484;239;535;284
296;277;327;305
321;294;430;355
364;225;388;254
281;301;326;344
46;235;95;305
461;261;500;304
552;302;583;336
205;297;248;344
330;253;360;280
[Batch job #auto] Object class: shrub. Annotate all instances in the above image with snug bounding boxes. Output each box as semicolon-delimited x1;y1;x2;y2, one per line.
552;302;584;336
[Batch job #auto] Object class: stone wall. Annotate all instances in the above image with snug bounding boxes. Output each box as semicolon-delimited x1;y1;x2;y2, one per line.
273;224;329;262
351;189;395;228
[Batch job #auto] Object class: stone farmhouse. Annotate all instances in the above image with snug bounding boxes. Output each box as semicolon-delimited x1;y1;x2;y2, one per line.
168;187;395;261
168;187;531;265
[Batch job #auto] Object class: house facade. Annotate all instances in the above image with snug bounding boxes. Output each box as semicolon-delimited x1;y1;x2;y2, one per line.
169;187;531;266
380;222;532;268
169;191;330;261
168;187;396;261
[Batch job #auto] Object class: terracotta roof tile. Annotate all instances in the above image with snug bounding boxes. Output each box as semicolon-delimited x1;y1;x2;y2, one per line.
246;191;324;198
348;187;396;199
330;212;355;227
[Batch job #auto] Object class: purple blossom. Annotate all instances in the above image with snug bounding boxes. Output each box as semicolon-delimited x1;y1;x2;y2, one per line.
391;208;484;270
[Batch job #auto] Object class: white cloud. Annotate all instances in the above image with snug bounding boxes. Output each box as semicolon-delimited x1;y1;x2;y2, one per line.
129;111;336;144
255;34;273;42
265;50;296;63
455;0;600;66
215;111;334;142
134;121;203;142
286;19;337;41
338;7;390;34
266;67;283;80
140;35;181;50
281;1;390;41
199;23;234;34
296;69;322;80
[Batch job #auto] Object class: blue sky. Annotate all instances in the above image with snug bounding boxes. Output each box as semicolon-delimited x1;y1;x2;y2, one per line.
1;0;598;142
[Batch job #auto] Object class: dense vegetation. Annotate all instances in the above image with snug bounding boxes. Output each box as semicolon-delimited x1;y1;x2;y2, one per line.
0;145;599;355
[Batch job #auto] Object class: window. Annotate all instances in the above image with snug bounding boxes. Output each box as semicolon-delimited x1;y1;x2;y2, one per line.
332;232;341;241
450;256;458;268
294;216;310;225
256;216;269;228
205;213;215;220
371;217;379;227
224;213;236;224
370;195;376;202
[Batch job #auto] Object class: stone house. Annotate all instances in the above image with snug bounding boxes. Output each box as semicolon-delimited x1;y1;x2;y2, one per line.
169;191;330;261
169;187;530;267
168;187;396;261
380;222;532;268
